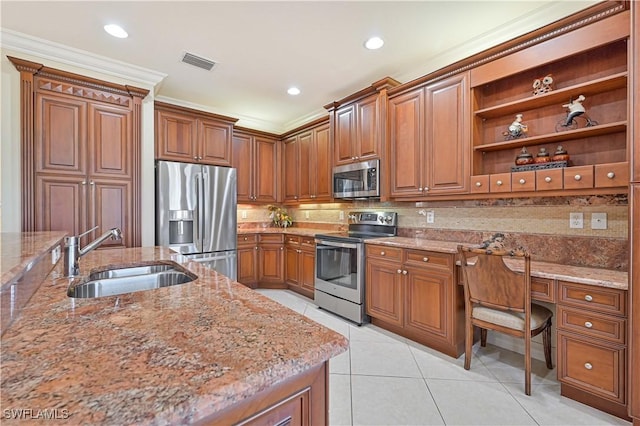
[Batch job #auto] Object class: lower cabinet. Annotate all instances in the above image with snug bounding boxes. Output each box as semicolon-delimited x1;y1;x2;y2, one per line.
258;234;285;288
365;244;465;357
556;280;629;420
285;235;316;299
237;234;259;288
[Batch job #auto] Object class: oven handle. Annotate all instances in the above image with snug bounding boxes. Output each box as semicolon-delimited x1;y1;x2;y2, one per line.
315;239;360;249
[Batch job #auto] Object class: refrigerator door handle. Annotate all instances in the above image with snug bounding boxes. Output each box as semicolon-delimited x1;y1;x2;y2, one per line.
194;171;203;252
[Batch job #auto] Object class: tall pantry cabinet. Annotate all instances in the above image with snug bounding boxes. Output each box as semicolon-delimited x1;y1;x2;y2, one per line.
9;57;148;248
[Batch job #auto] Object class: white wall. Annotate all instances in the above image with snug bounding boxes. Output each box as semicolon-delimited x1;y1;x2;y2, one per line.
0;50;158;246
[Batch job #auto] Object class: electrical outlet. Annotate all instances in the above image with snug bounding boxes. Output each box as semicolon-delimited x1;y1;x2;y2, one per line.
339;211;345;220
591;212;607;230
426;210;435;224
569;212;584;229
241;210;248;219
305;211;310;219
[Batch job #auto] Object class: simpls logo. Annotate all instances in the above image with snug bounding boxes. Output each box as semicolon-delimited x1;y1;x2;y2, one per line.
3;408;70;420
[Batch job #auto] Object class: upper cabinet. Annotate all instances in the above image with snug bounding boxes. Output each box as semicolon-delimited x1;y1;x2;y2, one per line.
282;118;332;203
326;77;400;167
155;102;237;166
233;128;280;204
468;9;630;196
389;73;470;198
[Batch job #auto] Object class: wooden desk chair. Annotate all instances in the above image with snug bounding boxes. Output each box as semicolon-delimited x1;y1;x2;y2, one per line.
457;245;554;395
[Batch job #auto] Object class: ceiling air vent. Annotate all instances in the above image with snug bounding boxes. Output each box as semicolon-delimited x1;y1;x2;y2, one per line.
181;52;216;71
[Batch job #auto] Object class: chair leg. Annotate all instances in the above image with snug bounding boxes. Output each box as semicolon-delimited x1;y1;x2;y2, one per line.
543;319;553;369
480;328;487;347
465;322;473;370
525;333;531;396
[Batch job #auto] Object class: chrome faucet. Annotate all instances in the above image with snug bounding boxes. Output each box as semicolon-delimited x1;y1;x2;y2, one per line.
63;227;122;277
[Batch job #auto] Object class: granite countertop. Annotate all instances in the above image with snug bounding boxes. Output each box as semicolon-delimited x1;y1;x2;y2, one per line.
1;232;66;286
238;227;334;237
0;247;348;425
366;237;628;290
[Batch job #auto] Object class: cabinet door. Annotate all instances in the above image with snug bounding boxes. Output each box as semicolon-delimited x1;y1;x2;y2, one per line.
156;109;197;162
300;247;316;293
283;136;299;202
254;137;279;203
233;134;253;202
404;266;450;339
259;244;284;284
389;88;424;197
313;123;332;201
35;93;87;176
334;104;356;165
357;94;380;160
238;245;258;288
91;179;131;248
298;131;313;201
199;118;232;166
285;245;300;287
425;73;469;195
35;174;87;242
89;103;132;179
366;259;403;327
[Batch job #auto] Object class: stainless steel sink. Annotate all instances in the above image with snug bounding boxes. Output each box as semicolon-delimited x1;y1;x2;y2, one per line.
68;262;197;298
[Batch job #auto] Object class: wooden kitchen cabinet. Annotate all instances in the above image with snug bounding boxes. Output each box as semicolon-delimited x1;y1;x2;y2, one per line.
282;118;331;203
557;280;629;419
258;234;285;288
237;234;259;288
468;10;630;198
155;102;236;166
389;73;469;199
365;244;464;357
284;234;316;298
233;128;280;204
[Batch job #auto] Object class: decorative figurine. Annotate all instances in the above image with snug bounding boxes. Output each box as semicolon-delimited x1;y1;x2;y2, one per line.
555;95;598;131
503;114;528;140
534;147;551;164
532;74;554;96
515;147;534;165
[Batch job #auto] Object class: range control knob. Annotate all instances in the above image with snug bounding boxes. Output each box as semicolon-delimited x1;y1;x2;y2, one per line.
348;214;357;221
384;216;393;223
378;216;385;223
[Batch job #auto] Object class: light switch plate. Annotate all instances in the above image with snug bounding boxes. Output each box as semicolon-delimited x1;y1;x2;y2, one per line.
569;212;583;229
591;212;607;230
339;211;345;220
426;210;435;224
241;210;248;219
305;211;310;219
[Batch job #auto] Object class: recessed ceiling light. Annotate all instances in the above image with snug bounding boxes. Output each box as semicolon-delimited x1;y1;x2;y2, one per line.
287;87;301;96
365;36;384;50
104;24;128;39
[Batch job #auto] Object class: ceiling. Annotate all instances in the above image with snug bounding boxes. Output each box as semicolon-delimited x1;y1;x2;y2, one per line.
1;1;598;134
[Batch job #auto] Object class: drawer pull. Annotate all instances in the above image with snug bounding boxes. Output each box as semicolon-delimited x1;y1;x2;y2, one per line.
496;180;503;186
380;251;385;256
607;172;615;179
402;270;408;275
584;321;593;328
584;294;593;302
423;257;429;262
584;362;593;370
544;176;552;183
519;178;526;184
475;181;482;187
574;174;582;181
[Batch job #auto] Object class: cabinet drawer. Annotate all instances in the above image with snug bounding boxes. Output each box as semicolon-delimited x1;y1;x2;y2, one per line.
535;168;563;191
558;281;626;316
563;165;594;190
557;331;625;404
557;305;625;345
404;250;453;269
594;162;629;188
489;173;511;193
259;234;284;243
366;245;402;261
531;277;556;303
285;235;301;245
470;175;490;194
238;234;258;245
301;237;316;248
511;171;535;192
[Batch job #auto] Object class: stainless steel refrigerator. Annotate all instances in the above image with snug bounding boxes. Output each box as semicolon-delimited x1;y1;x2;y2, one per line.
156;160;237;280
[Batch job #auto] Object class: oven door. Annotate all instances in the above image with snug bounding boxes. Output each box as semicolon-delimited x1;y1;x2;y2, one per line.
315;239;364;304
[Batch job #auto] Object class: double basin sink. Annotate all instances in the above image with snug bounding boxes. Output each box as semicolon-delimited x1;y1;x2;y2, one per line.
68;261;197;298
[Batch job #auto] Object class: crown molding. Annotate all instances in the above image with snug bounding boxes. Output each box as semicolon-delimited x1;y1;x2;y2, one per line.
0;29;166;88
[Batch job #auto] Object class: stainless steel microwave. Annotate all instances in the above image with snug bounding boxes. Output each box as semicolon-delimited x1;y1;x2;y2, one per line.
333;159;380;199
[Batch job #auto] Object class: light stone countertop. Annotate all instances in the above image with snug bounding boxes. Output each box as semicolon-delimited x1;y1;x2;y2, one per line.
0;246;348;425
237;227;337;237
1;232;67;286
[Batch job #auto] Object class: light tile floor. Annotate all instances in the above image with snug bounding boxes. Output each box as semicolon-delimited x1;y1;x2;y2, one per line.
257;289;631;426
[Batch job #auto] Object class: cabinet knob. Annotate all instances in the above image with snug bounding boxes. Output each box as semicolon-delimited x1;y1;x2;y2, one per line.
255;247;258;250
475;182;482;187
607;172;615;179
397;269;402;274
584;294;593;302
574;174;582;181
81;180;87;185
402;270;408;275
280;247;283;250
194;156;198;160
519;178;526;185
423;257;429;262
418;187;423;192
424;187;429;192
244;237;248;241
544;176;552;183
584;321;593;328
584;363;593;370
496;180;503;186
380;251;385;256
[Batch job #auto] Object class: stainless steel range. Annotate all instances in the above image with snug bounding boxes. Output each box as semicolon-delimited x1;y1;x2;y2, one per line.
314;211;398;325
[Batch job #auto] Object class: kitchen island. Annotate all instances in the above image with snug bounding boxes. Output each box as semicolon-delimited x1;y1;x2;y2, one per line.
0;242;348;425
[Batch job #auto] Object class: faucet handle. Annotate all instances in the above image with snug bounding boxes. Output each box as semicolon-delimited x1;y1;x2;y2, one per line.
78;225;99;239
